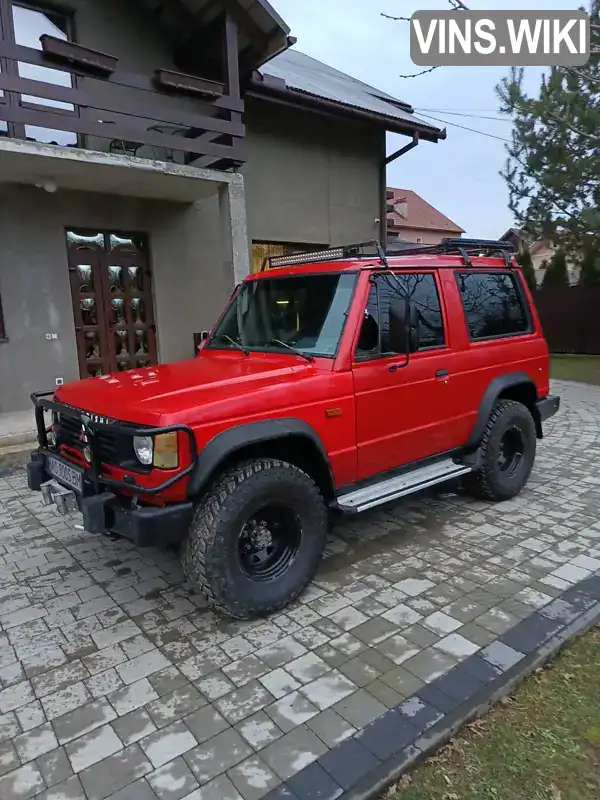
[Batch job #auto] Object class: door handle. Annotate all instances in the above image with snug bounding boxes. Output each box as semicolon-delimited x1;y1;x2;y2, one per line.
435;369;449;378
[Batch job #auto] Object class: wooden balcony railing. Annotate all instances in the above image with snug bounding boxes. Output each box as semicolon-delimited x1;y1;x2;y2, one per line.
0;38;245;171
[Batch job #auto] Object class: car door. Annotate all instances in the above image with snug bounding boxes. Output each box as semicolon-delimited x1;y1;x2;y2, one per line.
352;270;462;481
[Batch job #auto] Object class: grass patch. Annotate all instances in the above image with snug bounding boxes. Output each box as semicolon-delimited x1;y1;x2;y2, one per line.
388;627;600;800
550;355;600;386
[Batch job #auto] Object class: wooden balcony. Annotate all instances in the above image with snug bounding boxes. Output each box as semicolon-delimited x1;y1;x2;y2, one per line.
0;37;245;172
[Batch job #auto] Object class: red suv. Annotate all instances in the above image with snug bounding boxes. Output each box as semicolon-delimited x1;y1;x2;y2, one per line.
28;239;560;619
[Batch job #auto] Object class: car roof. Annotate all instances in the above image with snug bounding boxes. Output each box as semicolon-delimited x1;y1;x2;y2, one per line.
245;254;517;280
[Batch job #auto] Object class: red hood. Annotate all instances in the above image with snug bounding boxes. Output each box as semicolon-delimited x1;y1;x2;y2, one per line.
55;352;317;426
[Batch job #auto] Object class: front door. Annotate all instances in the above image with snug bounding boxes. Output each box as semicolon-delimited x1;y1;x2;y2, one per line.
352;270;461;480
66;229;158;378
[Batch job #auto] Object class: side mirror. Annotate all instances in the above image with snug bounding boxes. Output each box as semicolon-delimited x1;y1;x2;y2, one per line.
389;297;419;355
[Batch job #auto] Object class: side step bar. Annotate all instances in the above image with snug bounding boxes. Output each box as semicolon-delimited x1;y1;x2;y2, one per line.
336;458;473;514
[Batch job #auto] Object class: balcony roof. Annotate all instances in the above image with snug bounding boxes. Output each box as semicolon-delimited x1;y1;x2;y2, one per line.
147;0;292;72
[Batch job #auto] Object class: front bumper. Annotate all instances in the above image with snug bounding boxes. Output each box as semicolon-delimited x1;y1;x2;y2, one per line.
27;451;194;547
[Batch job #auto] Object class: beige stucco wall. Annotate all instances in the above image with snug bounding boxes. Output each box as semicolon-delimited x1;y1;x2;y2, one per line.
0;185;231;413
243;98;384;247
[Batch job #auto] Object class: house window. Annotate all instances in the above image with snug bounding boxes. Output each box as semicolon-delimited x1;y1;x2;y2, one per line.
7;2;76;145
416;238;422;244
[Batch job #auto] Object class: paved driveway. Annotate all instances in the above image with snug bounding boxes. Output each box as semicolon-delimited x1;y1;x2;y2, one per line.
0;380;599;800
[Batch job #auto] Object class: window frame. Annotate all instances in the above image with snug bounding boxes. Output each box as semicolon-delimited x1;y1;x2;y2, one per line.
455;268;534;343
354;270;447;362
0;0;78;141
0;286;6;340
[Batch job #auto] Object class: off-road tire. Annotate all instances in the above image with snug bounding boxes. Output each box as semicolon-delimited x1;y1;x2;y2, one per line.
181;458;327;619
464;399;536;502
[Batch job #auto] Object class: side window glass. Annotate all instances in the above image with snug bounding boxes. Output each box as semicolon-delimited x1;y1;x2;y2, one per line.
400;273;445;349
355;283;380;357
456;272;531;340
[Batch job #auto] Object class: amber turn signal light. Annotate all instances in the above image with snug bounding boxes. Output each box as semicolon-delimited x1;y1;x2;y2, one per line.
153;432;179;469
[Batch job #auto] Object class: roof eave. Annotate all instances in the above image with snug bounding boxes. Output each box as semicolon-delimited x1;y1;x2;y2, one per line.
249;80;446;142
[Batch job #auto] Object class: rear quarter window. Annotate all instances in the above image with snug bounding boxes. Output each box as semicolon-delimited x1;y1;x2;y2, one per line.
455;271;532;341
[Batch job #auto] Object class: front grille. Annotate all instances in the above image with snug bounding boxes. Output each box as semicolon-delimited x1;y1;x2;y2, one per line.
55;413;137;468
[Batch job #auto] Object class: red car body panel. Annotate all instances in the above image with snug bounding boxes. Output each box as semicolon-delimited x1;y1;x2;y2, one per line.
52;253;550;504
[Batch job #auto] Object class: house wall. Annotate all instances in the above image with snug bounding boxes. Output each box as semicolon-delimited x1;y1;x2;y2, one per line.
388;227;460;245
0;185;231;413
243;98;384;247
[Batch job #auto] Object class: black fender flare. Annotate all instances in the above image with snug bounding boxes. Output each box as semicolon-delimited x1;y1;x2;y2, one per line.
466;372;540;448
187;418;334;497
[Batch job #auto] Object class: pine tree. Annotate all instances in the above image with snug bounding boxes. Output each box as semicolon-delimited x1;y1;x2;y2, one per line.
579;242;600;286
496;0;600;254
515;242;537;292
541;249;570;288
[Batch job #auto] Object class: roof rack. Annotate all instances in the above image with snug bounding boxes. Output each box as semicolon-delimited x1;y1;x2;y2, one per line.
264;237;514;271
396;237;515;268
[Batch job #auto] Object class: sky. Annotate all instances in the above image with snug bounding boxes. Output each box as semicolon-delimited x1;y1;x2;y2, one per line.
268;0;583;238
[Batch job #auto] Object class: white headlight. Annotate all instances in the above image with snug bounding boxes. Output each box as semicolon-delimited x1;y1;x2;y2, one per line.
133;435;153;466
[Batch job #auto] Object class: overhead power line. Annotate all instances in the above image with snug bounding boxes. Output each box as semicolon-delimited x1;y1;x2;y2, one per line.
415;111;513;142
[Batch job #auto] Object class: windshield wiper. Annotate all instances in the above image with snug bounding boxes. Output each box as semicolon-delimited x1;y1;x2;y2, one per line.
268;339;314;363
218;334;249;356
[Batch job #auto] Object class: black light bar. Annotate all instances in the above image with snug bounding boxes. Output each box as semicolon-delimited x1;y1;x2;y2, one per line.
266;241;387;270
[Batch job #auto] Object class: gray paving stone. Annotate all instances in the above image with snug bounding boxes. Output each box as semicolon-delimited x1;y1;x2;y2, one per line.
146;685;206;728
402;647;458;684
148;667;189;698
36;775;86;800
184;728;253;785
65;723;123;773
299;672;356;712
111;709;157;747
32;663;89;700
183;705;229;746
147;756;199;800
13;721;58;762
78;744;153;800
0;712;21;744
41;683;92;721
139;719;198;768
51;699;117;745
0;761;45;799
261;726;329;781
108;679;159;716
236;712;283;751
0;740;20;778
306;709;355;748
36;746;73;788
115;651;170;686
331;689;387;729
107;778;157;800
227;755;280;800
216;682;275;726
223;656;270;689
0;681;35;714
181;774;242;800
265;692;319;734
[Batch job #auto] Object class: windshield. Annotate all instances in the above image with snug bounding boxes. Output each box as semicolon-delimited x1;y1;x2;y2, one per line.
208;272;357;358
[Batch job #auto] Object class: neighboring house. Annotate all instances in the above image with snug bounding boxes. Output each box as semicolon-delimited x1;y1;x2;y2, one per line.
498;228;579;286
0;0;445;413
386;188;464;245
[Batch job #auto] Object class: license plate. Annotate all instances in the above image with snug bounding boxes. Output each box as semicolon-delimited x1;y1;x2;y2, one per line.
47;455;84;493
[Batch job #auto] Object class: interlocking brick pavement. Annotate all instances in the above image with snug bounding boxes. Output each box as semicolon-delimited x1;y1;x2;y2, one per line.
0;380;599;799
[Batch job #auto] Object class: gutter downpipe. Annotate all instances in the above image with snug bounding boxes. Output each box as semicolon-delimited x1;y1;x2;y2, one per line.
379;132;420;249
